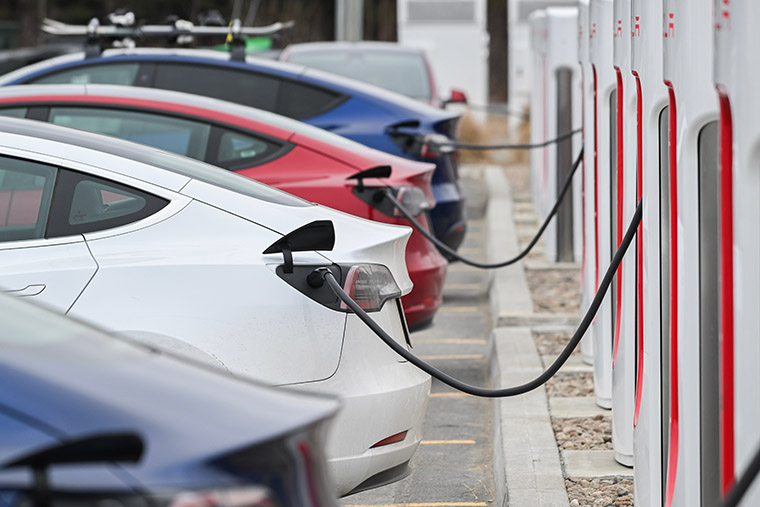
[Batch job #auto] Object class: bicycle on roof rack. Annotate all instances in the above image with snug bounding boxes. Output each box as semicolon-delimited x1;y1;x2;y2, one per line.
41;12;295;61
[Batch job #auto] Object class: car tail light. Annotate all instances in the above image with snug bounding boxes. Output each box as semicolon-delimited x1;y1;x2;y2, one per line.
340;264;401;312
419;133;456;159
371;430;409;449
393;186;433;217
169;487;280;507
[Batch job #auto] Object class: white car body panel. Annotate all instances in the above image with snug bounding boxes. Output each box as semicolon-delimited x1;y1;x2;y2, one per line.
0;239;96;312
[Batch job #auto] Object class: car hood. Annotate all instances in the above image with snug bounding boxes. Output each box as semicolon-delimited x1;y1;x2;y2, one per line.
181;179;413;294
0;293;339;489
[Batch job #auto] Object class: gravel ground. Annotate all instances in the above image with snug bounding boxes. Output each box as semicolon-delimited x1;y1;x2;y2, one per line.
526;269;582;314
565;477;634;506
545;371;595;397
552;416;612;450
533;331;579;356
503;123;634;505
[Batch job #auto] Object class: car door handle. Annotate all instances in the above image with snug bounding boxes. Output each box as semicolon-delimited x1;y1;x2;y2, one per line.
4;284;46;297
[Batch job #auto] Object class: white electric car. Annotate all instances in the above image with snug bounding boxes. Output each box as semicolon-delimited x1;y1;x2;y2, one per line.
0;116;430;495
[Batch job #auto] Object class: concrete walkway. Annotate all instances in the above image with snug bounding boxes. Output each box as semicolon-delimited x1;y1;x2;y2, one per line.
483;165;630;507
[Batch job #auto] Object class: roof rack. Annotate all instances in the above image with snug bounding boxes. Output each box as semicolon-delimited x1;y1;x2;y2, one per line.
41;13;295;61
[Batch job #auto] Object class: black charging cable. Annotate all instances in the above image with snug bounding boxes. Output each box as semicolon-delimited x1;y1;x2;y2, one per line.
722;444;760;507
383;147;583;269
433;128;581;151
313;200;640;398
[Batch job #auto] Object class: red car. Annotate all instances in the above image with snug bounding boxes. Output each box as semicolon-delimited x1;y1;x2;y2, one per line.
0;84;446;328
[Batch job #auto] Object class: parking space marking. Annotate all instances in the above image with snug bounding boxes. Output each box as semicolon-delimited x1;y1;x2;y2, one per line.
438;306;479;313
344;503;488;507
420;440;477;445
419;354;485;361
429;392;473;398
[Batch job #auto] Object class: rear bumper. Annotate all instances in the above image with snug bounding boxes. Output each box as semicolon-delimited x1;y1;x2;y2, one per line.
428;183;467;253
287;300;431;496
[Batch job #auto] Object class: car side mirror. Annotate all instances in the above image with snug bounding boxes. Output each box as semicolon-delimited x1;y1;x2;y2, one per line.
443;89;468;106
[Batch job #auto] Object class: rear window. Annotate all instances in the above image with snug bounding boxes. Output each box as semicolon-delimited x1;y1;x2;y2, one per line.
152;62;345;120
154;63;281;112
276;80;346;119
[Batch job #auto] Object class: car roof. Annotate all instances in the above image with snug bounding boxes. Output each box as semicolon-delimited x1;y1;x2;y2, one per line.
0;47;459;123
0;84;436;178
0;115;310;207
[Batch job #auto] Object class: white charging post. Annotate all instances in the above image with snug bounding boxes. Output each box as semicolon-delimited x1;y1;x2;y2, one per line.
662;0;720;505
578;0;595;366
713;1;760;505
529;9;548;224
589;0;615;409
610;0;636;468
630;0;668;505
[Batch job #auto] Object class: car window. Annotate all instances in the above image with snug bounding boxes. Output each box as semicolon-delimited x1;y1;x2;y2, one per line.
0;156;56;242
49;107;210;160
276;80;346;119
287;50;432;101
212;129;281;170
29;62;140;85
153;63;281;112
0;107;28;118
47;169;168;237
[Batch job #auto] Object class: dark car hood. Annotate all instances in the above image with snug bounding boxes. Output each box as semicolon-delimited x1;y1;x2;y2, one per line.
0;294;338;488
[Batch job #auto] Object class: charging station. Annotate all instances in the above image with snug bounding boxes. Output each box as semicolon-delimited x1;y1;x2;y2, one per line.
529;8;547;226
577;0;595;366
528;7;582;264
713;1;760;505
610;0;636;468
630;0;669;504
662;1;720;505
588;0;614;409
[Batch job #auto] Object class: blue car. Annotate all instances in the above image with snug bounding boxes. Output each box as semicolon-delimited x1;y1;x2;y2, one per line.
0;48;467;252
0;292;339;507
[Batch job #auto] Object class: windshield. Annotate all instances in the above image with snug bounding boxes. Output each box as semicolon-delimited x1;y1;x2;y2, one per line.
287;50;432;101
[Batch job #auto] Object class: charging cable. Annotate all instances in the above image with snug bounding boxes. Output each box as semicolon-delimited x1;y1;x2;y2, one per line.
722;443;760;507
383;147;583;269
433;128;581;151
313;201;640;398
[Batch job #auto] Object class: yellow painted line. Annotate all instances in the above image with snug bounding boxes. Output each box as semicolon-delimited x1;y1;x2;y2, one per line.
414;338;487;345
420;440;477;445
439;306;479;313
419;354;484;361
344;504;487;507
430;392;473;398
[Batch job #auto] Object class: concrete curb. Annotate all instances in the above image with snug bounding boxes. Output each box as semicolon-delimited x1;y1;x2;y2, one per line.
484;166;570;507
